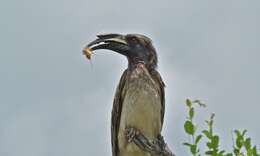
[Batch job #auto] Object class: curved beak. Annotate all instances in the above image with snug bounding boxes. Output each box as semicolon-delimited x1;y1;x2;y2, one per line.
83;34;129;59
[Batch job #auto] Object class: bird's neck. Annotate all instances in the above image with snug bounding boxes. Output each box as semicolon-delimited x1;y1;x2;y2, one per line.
127;62;157;75
127;58;157;72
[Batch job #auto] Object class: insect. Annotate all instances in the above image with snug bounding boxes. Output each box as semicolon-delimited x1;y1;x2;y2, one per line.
83;47;92;60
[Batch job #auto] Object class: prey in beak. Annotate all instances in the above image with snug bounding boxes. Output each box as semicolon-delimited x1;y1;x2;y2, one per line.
83;34;128;60
82;47;92;59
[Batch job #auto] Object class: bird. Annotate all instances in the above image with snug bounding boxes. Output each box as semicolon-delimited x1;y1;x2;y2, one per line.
83;33;174;156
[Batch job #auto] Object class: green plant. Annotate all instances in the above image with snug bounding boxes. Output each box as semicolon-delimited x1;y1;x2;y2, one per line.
183;99;205;156
233;129;260;156
183;99;260;156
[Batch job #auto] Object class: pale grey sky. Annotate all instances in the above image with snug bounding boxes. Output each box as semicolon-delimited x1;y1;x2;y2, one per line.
0;0;259;155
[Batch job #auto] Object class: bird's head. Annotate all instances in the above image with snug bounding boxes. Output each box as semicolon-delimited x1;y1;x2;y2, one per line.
83;33;158;70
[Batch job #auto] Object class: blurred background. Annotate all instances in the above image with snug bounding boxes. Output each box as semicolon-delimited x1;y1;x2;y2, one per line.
0;0;259;155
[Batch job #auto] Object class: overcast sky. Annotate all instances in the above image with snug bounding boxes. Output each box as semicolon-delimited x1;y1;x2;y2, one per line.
0;0;259;155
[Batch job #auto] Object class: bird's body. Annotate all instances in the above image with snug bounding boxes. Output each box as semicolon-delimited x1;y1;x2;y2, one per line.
116;64;163;156
84;33;172;156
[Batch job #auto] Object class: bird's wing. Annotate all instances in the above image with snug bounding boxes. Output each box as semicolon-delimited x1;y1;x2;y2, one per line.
150;70;165;127
111;70;128;156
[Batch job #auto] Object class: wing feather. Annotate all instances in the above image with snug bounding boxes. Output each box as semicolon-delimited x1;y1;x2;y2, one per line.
150;70;165;127
111;70;128;156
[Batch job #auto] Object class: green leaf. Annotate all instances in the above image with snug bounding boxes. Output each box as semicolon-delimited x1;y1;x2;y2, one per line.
244;138;251;150
234;130;243;149
207;142;214;149
242;129;247;137
218;150;225;156
236;136;243;148
183;142;192;147
209;114;215;127
210;113;215;120
195;135;203;144
234;130;242;138
233;148;240;155
189;107;194;119
247;149;253;156
252;146;257;155
212;135;219;148
205;150;213;155
186;99;192;107
190;144;197;155
184;121;195;135
202;130;211;139
192;100;207;107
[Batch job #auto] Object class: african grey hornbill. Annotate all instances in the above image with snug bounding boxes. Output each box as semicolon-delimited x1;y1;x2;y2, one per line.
83;33;174;156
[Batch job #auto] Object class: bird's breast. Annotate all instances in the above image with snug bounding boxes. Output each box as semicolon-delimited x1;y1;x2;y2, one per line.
118;66;162;156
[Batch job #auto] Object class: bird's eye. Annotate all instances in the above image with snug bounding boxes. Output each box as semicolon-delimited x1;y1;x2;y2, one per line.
129;37;138;43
